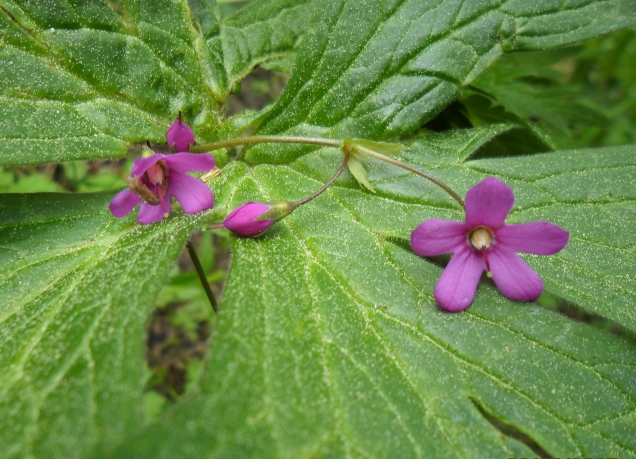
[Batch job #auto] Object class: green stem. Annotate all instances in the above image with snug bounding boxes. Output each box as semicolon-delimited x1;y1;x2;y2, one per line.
291;154;350;209
191;135;464;208
191;135;341;153
186;240;219;314
352;145;466;209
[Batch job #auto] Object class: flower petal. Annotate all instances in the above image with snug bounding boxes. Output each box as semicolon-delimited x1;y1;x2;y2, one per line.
434;246;485;312
489;246;543;302
411;219;467;256
168;172;213;214
137;202;168;224
131;154;164;177
109;189;141;218
465;177;514;229
496;222;569;255
164;153;215;173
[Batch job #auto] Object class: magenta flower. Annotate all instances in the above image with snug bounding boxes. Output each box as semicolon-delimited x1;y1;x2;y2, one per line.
167;119;195;152
411;177;569;312
109;153;215;224
223;201;293;236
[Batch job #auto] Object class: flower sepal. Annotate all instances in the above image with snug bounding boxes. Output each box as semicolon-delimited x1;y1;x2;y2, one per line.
255;201;294;221
352;138;406;156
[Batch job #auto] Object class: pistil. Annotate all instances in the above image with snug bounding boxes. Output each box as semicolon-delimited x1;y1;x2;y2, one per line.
469;227;494;277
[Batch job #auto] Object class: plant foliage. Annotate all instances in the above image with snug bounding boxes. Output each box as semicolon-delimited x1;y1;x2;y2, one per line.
1;0;635;458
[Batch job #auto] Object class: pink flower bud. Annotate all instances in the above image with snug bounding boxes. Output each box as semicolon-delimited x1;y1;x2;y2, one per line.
223;201;293;236
167;119;195;152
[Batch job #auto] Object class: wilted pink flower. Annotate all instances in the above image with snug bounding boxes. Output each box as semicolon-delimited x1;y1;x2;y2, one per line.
109;153;215;224
411;177;569;312
167;119;195;152
223;201;293;236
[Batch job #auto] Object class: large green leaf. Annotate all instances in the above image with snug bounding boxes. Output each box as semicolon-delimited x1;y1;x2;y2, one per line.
0;182;240;458
0;0;314;166
2;1;635;458
252;0;635;150
106;142;636;458
0;0;224;165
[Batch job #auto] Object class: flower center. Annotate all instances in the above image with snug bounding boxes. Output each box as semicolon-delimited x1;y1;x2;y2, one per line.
145;162;166;185
469;227;493;251
468;227;495;278
125;160;171;212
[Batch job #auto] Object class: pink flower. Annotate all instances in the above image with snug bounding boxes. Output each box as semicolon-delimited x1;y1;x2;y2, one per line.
167;119;195;152
411;177;569;312
109;153;215;224
223;201;293;236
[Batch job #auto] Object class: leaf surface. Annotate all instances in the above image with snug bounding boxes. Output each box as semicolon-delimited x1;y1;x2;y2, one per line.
2;1;635;458
106;139;636;459
0;0;224;166
252;0;635;150
211;0;314;92
0;176;239;459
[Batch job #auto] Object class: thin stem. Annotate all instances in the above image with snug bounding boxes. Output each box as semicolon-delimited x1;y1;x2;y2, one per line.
186;240;219;314
291;154;350;209
191;134;464;208
190;135;342;153
353;145;465;209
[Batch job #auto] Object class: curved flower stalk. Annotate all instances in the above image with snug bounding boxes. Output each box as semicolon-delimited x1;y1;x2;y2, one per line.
192;135;465;209
411;177;569;312
109;152;215;224
212;154;351;237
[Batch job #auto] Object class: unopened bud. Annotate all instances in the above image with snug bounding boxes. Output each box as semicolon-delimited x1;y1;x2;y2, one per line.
223;201;293;237
167;118;195;152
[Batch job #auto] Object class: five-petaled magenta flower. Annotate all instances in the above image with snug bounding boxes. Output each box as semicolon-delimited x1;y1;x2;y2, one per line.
109;152;215;224
411;177;569;312
223;201;293;236
167;119;195;152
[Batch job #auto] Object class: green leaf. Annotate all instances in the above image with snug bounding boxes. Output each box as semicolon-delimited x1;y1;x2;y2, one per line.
467;48;608;149
211;0;314;93
0;0;223;166
106;142;636;459
406;123;517;164
251;0;635;151
0;188;231;459
3;2;635;458
458;145;636;333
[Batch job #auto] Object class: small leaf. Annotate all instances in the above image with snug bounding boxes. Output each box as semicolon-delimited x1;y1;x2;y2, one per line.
213;0;315;93
347;156;375;192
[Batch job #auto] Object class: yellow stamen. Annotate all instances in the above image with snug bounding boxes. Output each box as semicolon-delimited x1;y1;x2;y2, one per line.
201;167;222;182
470;227;492;250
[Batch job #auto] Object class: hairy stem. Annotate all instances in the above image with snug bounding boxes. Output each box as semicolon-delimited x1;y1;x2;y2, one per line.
186;240;219;314
191;135;341;153
191;135;464;208
291;154;351;209
352;145;465;209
